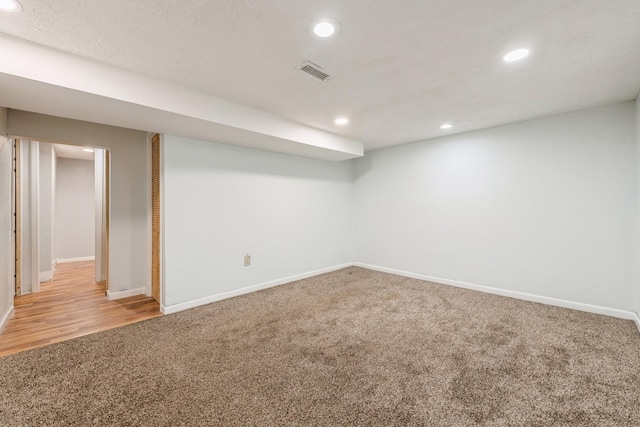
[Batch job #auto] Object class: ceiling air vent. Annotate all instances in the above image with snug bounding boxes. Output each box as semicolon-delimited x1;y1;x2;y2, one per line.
297;61;333;82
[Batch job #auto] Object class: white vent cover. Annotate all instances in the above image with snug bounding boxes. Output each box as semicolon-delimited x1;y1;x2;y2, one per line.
297;61;333;82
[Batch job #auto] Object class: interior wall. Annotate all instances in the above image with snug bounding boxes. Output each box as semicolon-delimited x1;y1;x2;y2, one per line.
94;149;107;282
0;108;12;327
54;158;95;261
38;142;55;280
5;103;638;320
0;107;6;134
18;141;38;294
162;135;353;308
8;110;148;294
52;151;57;272
354;102;636;311
635;94;640;319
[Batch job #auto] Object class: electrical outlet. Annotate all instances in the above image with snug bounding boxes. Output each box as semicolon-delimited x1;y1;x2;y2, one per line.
244;254;251;266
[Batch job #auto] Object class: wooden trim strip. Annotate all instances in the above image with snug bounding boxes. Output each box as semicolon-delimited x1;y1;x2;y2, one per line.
151;134;160;302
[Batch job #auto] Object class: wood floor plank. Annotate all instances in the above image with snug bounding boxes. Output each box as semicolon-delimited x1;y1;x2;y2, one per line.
0;261;161;357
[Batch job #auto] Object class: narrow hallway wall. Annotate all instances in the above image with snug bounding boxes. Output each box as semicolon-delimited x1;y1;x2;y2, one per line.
54;158;95;261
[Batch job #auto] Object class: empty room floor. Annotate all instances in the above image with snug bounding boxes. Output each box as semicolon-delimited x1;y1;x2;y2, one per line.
0;267;639;425
0;260;161;357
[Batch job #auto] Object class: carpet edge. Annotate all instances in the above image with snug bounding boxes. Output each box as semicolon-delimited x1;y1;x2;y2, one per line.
354;262;638;325
161;262;355;315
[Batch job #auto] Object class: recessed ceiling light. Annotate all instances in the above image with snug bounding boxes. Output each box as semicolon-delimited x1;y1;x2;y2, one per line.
0;0;22;12
334;117;349;125
314;22;335;37
440;123;453;129
310;18;340;38
502;48;530;63
83;148;95;153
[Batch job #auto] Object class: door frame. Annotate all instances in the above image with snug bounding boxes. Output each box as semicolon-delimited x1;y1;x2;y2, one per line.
12;138;20;295
148;133;161;304
13;139;40;294
94;147;110;285
11;136;110;295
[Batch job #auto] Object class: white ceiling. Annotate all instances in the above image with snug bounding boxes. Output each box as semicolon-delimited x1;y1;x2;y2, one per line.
0;0;639;152
53;143;94;161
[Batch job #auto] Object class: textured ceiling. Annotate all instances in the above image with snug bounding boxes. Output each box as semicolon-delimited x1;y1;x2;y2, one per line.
1;0;639;151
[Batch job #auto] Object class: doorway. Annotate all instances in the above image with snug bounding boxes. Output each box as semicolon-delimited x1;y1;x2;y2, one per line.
0;138;161;356
13;140;108;294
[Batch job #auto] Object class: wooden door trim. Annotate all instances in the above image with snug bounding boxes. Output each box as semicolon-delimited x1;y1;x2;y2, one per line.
151;134;161;303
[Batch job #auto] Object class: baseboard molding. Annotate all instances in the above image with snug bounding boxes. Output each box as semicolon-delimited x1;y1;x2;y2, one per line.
56;256;95;264
39;271;53;282
633;312;640;334
161;263;353;315
107;287;146;301
354;263;638;322
0;306;14;332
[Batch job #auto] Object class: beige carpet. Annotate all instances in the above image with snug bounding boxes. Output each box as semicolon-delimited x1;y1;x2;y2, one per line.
1;267;639;426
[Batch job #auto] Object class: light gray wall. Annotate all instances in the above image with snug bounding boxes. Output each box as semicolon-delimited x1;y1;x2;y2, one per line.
8;110;148;294
635;94;640;319
39;142;55;279
18;141;38;294
0;107;6;134
54;158;95;260
354;102;636;311
162;135;354;308
0;108;12;327
94;149;107;282
5;103;638;321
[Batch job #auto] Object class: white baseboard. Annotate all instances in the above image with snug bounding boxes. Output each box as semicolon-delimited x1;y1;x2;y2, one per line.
0;306;14;332
39;270;53;282
107;287;146;301
161;263;353;315
354;263;638;323
633;312;640;334
57;256;95;264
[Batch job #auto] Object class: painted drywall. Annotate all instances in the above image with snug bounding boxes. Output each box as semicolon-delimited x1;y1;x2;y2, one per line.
18;141;39;294
54;158;95;260
0;107;6;133
0;108;12;329
635;94;640;320
354;102;636;311
94;149;107;282
39;142;55;281
52;151;57;271
8;110;148;294
162;135;353;307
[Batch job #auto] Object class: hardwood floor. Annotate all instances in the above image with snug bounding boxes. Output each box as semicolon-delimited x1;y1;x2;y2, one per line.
0;261;161;357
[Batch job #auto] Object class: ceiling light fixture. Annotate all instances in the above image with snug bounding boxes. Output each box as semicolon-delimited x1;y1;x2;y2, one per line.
334;117;349;125
440;123;453;129
0;0;22;12
310;18;340;38
502;48;530;63
83;148;95;153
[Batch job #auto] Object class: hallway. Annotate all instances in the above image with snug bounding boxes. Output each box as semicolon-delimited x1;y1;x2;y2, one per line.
0;261;161;357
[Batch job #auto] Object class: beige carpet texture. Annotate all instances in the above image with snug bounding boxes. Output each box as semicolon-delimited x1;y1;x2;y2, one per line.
1;267;639;426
